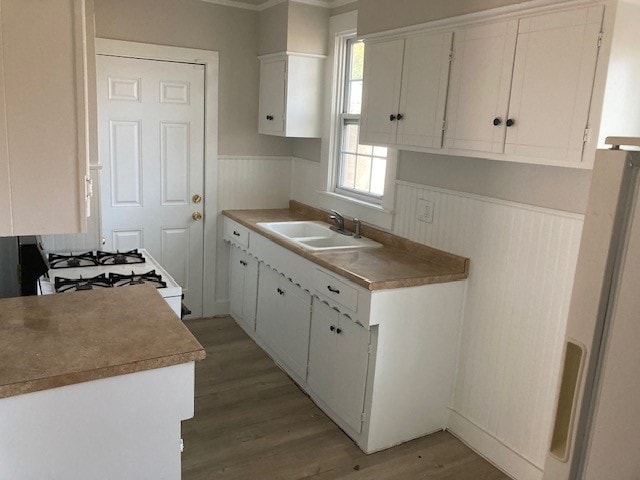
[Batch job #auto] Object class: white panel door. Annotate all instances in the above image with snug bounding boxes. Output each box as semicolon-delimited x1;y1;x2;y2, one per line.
360;38;404;145
505;6;604;163
258;59;286;135
98;55;205;317
308;301;370;433
445;20;518;153
396;31;453;149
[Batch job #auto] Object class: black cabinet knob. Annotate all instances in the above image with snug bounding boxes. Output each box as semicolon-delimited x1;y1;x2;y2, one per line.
336;328;342;334
506;118;515;127
239;260;247;266
330;325;336;332
276;288;285;296
266;115;274;121
493;117;502;126
327;285;340;294
233;231;240;237
389;114;397;122
397;113;404;121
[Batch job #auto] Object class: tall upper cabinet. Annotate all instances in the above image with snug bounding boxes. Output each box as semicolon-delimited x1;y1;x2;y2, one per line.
0;0;96;237
360;0;640;169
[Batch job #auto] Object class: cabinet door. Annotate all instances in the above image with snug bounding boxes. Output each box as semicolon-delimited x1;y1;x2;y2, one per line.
308;301;370;433
360;38;404;145
504;6;604;163
258;59;286;135
0;0;92;235
229;247;258;332
229;246;245;324
256;266;312;380
445;20;518;153
396;31;453;149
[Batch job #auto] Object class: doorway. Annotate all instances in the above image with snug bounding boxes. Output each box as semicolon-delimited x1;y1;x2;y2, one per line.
95;40;219;318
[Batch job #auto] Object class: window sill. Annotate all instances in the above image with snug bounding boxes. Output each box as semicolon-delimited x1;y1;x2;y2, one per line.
317;190;394;230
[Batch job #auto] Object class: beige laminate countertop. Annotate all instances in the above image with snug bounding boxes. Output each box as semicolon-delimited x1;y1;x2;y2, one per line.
0;284;205;399
223;201;469;291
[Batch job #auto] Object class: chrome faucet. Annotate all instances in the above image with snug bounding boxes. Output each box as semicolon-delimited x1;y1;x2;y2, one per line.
330;210;353;236
353;218;362;238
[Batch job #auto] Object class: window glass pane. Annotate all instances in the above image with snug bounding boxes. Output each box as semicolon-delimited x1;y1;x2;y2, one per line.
373;146;388;157
354;156;372;192
350;41;364;80
341;153;357;189
347;80;363;115
371;157;387;196
357;143;372;156
342;124;359;153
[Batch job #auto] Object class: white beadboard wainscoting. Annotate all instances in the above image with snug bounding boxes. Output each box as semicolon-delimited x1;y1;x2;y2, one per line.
393;182;584;480
214;156;293;310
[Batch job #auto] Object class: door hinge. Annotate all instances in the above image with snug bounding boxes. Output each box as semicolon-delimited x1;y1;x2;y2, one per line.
361;411;367;422
442;119;447;133
583;126;591;143
597;32;604;48
449;49;454;62
367;343;374;354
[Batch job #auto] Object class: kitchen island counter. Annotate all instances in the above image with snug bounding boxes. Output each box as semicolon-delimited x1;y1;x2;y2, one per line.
0;284;205;399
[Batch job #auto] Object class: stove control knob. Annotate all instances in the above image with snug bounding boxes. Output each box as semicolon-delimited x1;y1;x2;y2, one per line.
192;212;202;221
192;194;202;204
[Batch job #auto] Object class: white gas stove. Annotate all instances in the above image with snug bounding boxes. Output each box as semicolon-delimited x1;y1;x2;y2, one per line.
39;249;183;317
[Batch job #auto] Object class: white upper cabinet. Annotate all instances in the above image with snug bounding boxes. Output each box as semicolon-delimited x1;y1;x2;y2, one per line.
504;6;604;163
360;31;453;149
258;53;325;138
0;0;95;237
360;38;405;145
445;21;518;154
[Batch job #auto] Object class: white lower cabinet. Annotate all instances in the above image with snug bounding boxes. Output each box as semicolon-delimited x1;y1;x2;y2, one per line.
308;301;371;433
224;219;466;454
229;246;259;333
256;264;312;381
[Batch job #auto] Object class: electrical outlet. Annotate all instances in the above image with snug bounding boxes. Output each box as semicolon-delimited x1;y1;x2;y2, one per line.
416;199;434;223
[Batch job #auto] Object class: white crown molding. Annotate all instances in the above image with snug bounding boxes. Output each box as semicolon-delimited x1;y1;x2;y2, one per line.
199;0;356;12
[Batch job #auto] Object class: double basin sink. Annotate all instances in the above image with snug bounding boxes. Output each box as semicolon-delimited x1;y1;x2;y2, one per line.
257;221;382;252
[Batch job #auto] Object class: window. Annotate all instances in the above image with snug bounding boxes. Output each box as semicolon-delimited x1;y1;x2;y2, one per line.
335;38;388;203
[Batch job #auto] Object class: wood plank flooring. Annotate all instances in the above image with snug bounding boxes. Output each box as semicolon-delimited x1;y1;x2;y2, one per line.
182;317;509;480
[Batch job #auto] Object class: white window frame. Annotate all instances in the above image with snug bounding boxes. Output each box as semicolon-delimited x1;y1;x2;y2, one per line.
317;11;397;230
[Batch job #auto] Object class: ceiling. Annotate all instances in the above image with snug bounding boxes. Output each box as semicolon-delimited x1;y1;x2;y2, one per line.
202;0;356;11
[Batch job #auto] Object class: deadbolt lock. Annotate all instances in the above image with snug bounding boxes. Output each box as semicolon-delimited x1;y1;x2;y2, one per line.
192;194;202;204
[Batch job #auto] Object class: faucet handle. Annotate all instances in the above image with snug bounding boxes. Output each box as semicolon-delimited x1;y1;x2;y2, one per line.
353;218;362;238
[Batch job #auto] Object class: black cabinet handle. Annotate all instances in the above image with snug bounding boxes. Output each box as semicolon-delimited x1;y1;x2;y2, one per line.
233;231;240;236
276;288;285;296
336;328;342;334
239;260;247;266
330;325;336;332
389;114;397;121
493;117;502;126
506;118;515;127
397;113;404;121
327;285;340;294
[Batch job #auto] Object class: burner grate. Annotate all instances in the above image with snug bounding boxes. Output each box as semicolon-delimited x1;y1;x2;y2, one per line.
97;249;145;266
49;252;99;269
54;273;113;293
109;270;167;289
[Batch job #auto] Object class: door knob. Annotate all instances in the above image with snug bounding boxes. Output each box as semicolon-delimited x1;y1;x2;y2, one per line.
192;194;202;204
506;118;515;127
192;212;202;221
493;117;502;126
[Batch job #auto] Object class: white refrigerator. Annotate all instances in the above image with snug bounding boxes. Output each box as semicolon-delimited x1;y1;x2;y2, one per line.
544;137;640;479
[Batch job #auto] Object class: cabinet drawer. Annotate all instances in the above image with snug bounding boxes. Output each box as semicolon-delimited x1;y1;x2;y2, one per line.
314;269;358;311
224;217;250;248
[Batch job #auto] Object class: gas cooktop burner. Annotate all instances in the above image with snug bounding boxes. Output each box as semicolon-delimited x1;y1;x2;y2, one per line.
48;252;99;269
54;273;113;293
109;270;167;289
97;250;145;266
48;250;147;269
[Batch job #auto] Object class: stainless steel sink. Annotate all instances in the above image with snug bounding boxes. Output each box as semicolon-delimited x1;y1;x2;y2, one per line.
257;221;382;251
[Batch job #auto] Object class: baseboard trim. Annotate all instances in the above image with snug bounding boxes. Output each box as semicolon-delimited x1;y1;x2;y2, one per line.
447;410;544;480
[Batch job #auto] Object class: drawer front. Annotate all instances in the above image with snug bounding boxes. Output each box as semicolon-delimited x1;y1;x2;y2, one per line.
224;217;250;248
314;269;358;312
